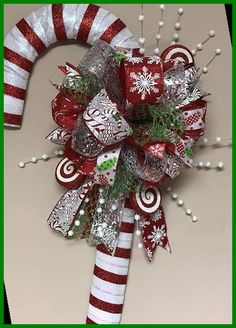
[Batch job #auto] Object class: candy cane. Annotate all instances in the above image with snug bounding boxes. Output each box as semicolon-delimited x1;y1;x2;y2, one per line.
86;201;135;324
4;4;139;128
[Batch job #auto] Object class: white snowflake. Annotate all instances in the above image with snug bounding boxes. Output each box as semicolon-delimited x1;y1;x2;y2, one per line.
127;57;144;65
146;247;153;261
130;66;160;100
165;243;171;253
152;209;163;221
147;56;161;65
148;224;166;248
139;219;151;229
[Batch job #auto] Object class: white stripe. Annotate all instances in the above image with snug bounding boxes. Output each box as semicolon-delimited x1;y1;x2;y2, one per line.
25;12;51;47
4;59;29;78
4;95;24;116
63;4;89;40
4;61;29;89
73;4;90;39
96;256;129;275
93;12;117;40
87;7;109;45
88;304;121;323
110;28;139;48
4;26;38;61
92;276;126;295
116;238;132;249
118;232;133;243
88;312;120;325
91;285;124;305
96;250;129;267
115;36;140;49
34;5;57;46
165;47;193;63
4;122;21;128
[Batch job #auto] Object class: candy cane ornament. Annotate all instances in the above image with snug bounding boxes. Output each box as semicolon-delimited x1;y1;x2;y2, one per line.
4;4;139;128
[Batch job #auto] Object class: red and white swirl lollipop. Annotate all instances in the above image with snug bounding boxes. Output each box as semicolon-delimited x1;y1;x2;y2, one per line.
55;157;84;188
130;185;161;215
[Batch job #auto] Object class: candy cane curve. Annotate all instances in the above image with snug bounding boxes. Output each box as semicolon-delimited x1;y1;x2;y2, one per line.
4;4;139;128
86;200;135;324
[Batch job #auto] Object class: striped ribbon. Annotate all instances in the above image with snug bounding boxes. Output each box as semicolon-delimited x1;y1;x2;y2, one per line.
4;4;139;128
86;201;135;324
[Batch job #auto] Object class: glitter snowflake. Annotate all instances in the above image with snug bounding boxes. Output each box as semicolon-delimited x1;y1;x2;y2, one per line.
147;56;161;65
148;224;166;248
139;219;151;229
130;66;160;100
152;208;163;221
127;57;144;65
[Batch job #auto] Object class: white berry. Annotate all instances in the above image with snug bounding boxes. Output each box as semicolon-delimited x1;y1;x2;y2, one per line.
172;193;178;200
139;48;145;55
153;48;160;55
177;199;184;206
191;49;196;56
79;209;85;216
42;154;48;160
159;4;165;11
75;220;80;226
175;22;181;30
196;43;203;51
68;230;73;237
209;30;215;37
202;66;208;74
198;161;204;168
178;8;184;15
156;33;161;40
158;21;164;28
138;242;143;249
102;222;107;228
173;33;179;41
138;14;144;21
134;214;140;221
205;161;211;168
112;205;117;211
31;157;37;163
217;161;224;169
186;209;192;215
136;230;141;236
99;198;105;204
138;37;146;44
216;136;222;143
84;197;90;203
192;216;198;222
97;207;102;214
215;48;221;55
203;137;208;144
18;162;25;168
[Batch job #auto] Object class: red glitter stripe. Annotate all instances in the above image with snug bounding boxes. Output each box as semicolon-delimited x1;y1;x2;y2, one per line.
100;19;126;44
97;244;131;259
124;198;132;209
94;265;127;284
89;294;123;314
120;222;134;234
52;4;67;41
4;113;22;126
77;4;99;43
4;83;26;100
86;317;97;324
16;18;47;55
4;47;33;73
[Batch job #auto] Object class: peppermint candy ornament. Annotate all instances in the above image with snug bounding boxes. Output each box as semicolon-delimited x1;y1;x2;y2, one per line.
130;185;161;215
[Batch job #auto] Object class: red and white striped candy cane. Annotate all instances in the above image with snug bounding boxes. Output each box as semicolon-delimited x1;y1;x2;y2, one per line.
4;4;139;128
86;200;135;324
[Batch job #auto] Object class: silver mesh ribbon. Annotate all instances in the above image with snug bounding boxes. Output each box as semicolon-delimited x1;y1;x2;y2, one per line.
78;40;124;107
88;187;125;254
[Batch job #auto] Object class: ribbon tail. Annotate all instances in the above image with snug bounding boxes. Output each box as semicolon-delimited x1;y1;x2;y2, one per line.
86;199;135;324
47;179;93;236
139;206;171;262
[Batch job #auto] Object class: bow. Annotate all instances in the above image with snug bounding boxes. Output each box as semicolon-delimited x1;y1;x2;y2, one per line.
47;40;207;261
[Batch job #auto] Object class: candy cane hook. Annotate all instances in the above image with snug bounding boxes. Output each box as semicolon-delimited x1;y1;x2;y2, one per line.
4;4;139;128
